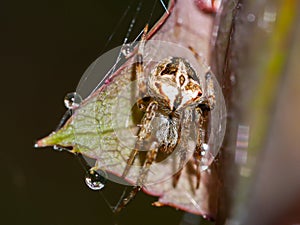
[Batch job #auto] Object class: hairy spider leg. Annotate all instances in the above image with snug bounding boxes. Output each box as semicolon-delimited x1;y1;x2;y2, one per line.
172;108;192;187
194;72;215;188
184;46;216;188
205;72;216;110
122;101;158;178
136;24;148;97
118;24;160;212
194;106;209;188
164;64;216;189
115;141;159;213
117;24;159;204
121;24;151;179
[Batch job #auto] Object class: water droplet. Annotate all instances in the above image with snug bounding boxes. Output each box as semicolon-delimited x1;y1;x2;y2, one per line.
53;145;70;151
85;170;107;191
64;92;82;109
202;143;209;151
121;44;133;58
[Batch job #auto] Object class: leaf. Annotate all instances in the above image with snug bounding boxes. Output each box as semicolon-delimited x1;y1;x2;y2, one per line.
37;65;144;182
36;0;220;219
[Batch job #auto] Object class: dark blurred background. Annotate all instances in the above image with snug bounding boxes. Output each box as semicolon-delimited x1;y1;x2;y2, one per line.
6;0;300;224
0;0;194;224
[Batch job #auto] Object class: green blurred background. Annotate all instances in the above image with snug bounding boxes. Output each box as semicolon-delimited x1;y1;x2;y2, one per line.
0;0;195;224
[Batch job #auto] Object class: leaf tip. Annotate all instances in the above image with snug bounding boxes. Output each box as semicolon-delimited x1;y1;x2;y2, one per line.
34;132;59;148
34;136;52;148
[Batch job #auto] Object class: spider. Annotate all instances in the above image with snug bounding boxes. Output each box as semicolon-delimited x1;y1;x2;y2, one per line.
90;24;216;212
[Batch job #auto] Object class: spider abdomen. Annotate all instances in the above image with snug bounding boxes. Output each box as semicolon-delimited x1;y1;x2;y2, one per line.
155;115;179;154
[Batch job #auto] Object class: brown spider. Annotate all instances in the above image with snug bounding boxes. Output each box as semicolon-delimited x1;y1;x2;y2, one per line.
92;25;216;212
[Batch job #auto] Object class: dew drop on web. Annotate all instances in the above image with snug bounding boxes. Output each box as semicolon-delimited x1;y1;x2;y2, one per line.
85;170;108;191
121;43;134;58
64;92;82;109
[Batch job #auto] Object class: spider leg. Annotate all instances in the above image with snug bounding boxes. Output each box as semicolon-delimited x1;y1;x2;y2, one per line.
114;142;159;213
114;24;156;213
135;24;148;98
137;141;159;185
194;107;209;188
172;108;192;187
122;101;158;178
113;186;140;213
194;72;215;188
204;72;216;110
121;24;153;178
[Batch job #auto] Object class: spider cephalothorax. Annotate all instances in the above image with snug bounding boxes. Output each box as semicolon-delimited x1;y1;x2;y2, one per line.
149;57;203;113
